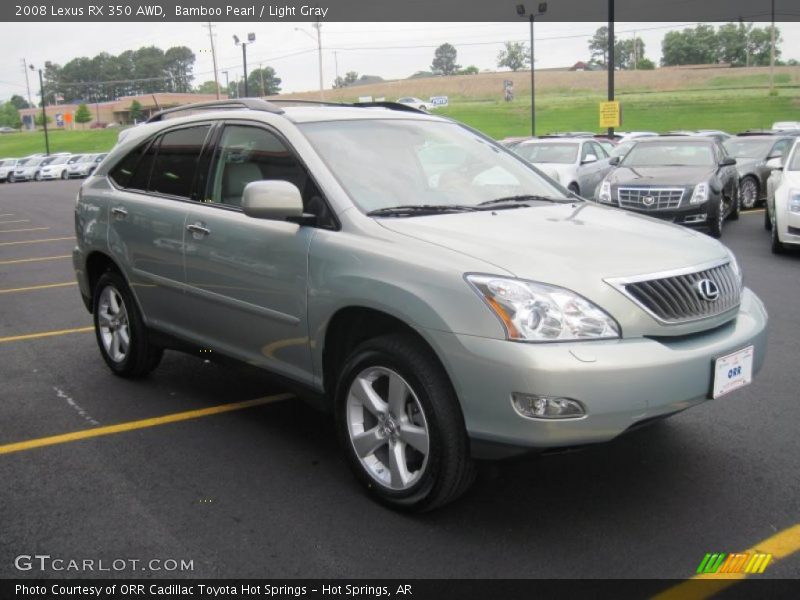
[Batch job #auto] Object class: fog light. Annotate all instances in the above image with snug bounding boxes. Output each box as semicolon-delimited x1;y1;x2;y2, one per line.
683;213;707;224
512;393;585;419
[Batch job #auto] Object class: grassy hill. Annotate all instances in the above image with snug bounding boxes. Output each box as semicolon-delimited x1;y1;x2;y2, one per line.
1;66;798;157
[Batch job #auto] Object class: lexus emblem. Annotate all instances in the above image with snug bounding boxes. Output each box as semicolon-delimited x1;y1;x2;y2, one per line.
643;196;655;206
696;279;720;302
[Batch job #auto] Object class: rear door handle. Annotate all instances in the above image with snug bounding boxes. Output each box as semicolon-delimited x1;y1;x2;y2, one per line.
111;207;128;218
186;222;211;236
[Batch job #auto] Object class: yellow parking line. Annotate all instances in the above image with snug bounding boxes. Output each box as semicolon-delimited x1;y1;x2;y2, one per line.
0;393;293;456
0;237;73;247
651;524;800;600
0;227;50;234
744;209;765;214
0;219;30;224
0;326;93;344
0;282;77;294
0;255;71;265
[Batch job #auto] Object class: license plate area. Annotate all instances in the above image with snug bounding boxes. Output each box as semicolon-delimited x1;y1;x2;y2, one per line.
712;346;754;399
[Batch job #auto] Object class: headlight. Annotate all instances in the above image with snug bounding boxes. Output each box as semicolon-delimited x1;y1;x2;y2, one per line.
466;275;620;342
789;189;800;213
598;180;613;204
690;182;709;204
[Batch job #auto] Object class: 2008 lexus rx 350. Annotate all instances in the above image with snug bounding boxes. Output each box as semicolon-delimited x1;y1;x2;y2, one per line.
73;100;768;511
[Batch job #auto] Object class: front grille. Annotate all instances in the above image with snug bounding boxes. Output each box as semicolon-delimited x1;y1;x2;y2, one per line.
611;262;741;324
617;187;684;210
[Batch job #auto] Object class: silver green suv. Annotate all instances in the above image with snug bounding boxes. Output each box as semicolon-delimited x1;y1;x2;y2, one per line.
73;100;768;511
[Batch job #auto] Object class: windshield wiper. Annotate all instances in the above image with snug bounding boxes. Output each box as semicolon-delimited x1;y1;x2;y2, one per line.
477;194;573;207
366;204;478;217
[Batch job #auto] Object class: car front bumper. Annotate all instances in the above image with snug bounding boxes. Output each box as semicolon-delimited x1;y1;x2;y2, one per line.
426;287;767;457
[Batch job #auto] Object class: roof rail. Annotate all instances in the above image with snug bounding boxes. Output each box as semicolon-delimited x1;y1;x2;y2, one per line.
351;101;427;114
146;98;284;123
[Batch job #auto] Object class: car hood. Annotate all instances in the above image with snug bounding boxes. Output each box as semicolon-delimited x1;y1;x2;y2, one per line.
378;202;725;283
607;166;714;186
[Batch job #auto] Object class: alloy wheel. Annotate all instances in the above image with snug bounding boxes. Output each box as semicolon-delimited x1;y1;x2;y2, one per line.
97;285;130;363
741;178;758;209
346;366;430;491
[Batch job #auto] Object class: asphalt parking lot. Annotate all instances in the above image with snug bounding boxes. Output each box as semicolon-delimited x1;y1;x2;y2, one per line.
0;179;798;584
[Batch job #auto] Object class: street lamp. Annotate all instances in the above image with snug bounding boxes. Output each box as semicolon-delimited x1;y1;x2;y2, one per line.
29;64;50;155
516;3;547;137
234;32;256;97
295;22;324;100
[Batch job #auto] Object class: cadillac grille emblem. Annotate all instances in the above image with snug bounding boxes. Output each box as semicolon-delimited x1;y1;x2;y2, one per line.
642;196;655;206
696;279;720;302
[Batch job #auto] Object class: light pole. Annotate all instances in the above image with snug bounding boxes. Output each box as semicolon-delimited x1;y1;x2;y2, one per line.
234;33;255;97
30;64;49;155
222;70;231;97
516;3;547;137
296;22;324;100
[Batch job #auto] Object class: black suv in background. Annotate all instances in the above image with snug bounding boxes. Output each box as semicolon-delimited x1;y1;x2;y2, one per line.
597;136;739;238
723;134;794;209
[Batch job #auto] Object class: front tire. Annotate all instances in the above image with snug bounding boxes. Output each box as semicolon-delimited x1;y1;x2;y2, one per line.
92;271;163;378
740;177;759;209
771;217;786;254
728;188;740;221
34;171;42;182
764;204;772;230
61;170;68;180
708;196;724;238
335;334;475;511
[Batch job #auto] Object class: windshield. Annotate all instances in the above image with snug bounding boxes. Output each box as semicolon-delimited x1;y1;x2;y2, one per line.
723;139;772;159
26;158;44;167
515;143;579;164
299;120;567;213
610;141;636;158
48;156;69;165
621;142;715;167
68;155;83;164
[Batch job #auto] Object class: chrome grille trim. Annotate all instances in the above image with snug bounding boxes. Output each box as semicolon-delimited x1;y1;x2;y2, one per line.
617;186;685;210
605;258;741;324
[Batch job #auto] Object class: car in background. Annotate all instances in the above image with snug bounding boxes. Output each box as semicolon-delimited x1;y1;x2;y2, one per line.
0;126;17;134
497;136;531;149
512;137;613;198
764;139;800;253
396;97;430;111
0;158;18;182
598;136;739;238
88;153;108;175
608;139;638;159
694;130;731;143
39;154;74;180
723;135;794;209
616;131;658;143
772;121;800;132
12;156;49;182
67;154;98;178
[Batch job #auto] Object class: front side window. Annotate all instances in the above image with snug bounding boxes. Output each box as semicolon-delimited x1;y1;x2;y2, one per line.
149;125;211;198
206;125;309;207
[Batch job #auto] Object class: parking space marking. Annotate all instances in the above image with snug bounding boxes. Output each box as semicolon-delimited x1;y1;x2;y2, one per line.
652;523;800;600
0;227;50;234
0;255;71;265
0;219;30;225
0;281;77;294
743;209;765;214
0;326;93;344
0;393;293;456
0;236;74;247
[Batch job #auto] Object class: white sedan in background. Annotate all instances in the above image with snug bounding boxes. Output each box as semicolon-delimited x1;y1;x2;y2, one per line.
396;97;430;111
765;139;800;254
39;155;73;180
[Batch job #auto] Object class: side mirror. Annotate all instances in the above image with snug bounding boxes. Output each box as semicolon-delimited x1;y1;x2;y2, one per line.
582;154;598;165
766;157;784;170
719;157;737;167
608;156;621;166
242;180;304;222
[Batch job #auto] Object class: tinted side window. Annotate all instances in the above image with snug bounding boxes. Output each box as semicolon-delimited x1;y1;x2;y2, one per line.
149;125;211;198
109;143;148;188
772;139;791;158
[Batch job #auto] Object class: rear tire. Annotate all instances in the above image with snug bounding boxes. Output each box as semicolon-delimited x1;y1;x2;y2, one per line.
34;171;41;182
567;182;580;196
740;177;759;209
61;170;68;180
335;334;475;512
92;271;163;378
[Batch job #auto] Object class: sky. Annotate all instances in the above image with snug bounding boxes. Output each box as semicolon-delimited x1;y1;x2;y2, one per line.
1;20;799;102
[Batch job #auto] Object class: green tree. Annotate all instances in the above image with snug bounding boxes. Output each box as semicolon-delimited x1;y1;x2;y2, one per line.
246;66;282;97
431;43;460;76
196;80;220;94
588;26;609;66
9;95;30;110
615;37;646;69
74;103;92;126
747;26;781;66
129;100;144;123
497;41;530;72
457;65;480;75
164;46;196;92
333;71;359;89
0;102;22;128
34;111;52;126
661;25;719;66
637;58;656;70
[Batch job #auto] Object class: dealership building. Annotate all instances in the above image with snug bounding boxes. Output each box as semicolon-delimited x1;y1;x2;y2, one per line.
17;92;228;129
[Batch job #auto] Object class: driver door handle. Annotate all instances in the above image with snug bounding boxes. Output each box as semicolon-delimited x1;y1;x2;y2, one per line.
111;206;128;218
186;222;211;236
